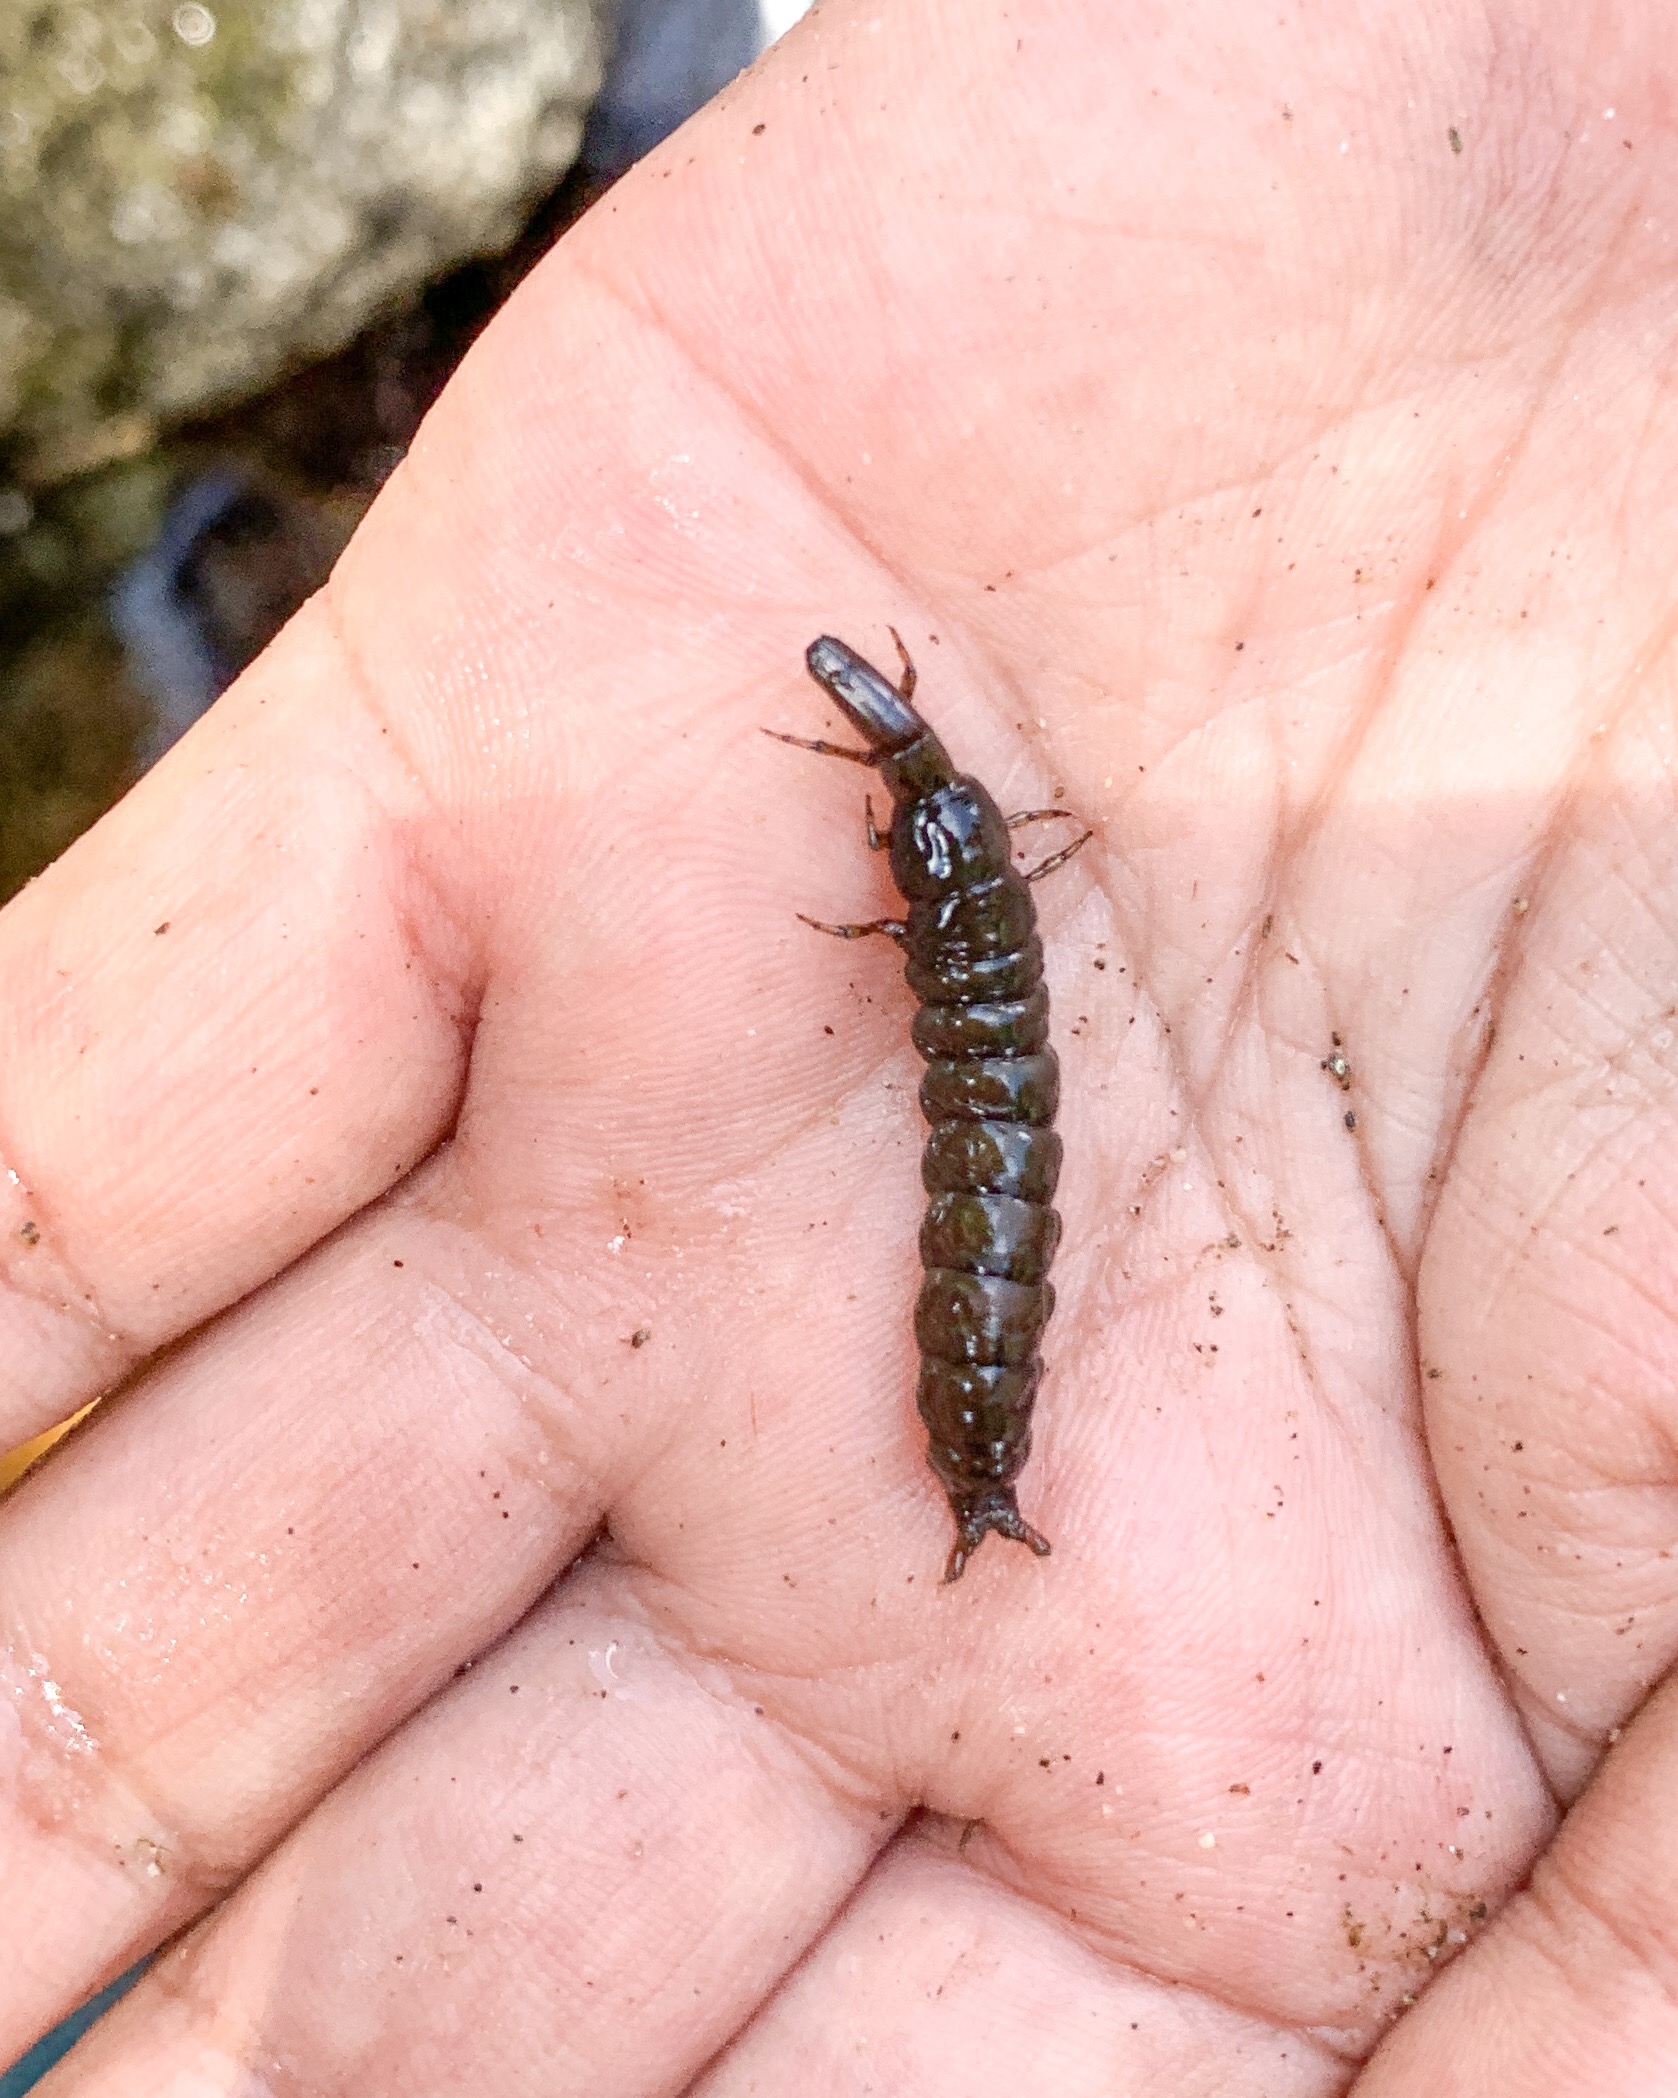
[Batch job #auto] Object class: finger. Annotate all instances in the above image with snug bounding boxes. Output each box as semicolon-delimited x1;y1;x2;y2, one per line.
0;605;476;1443
30;1570;886;2098
0;1152;616;2067
693;1836;1346;2098
1349;1673;1678;2095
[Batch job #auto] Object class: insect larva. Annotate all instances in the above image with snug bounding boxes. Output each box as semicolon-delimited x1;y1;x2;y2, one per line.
767;633;1088;1581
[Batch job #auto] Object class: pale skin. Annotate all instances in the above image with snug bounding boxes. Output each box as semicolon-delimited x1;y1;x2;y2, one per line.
1;0;1676;2089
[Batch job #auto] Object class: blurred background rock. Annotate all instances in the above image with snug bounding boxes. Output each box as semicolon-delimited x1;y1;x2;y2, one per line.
0;0;800;908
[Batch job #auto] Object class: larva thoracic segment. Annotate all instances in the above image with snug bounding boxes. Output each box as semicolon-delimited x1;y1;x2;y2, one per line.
769;633;1086;1582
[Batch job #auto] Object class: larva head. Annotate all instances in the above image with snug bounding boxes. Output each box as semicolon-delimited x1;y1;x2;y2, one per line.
805;637;921;746
890;779;1013;901
805;635;957;800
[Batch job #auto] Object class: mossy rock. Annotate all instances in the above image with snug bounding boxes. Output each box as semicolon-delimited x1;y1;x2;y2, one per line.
0;0;605;484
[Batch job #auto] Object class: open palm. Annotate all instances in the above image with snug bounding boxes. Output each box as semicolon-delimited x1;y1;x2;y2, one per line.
2;3;1674;2091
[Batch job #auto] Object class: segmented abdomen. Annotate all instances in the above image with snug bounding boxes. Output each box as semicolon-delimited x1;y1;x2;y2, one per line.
908;862;1062;1514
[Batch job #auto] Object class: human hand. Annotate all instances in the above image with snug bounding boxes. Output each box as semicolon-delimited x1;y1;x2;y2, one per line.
2;2;1674;2090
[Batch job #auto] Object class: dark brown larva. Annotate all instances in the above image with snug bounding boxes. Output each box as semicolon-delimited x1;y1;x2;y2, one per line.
768;634;1086;1581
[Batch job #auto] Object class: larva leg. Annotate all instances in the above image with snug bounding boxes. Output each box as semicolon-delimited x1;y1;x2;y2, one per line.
797;913;909;944
885;625;918;700
865;794;889;851
760;728;877;766
1005;807;1077;829
1023;830;1094;884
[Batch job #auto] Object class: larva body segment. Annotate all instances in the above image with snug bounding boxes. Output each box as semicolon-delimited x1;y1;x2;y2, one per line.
773;635;1081;1582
